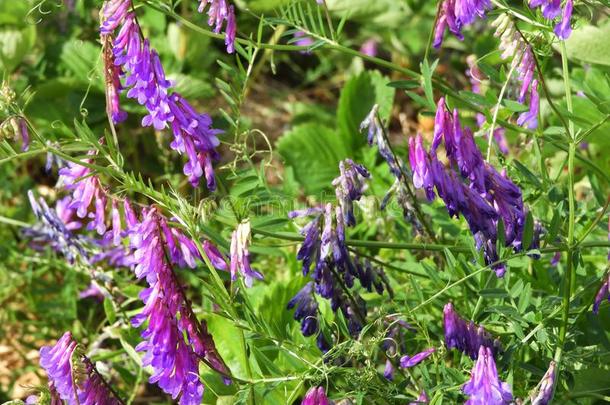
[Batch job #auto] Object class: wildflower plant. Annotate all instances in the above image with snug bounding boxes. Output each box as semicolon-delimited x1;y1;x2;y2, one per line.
1;0;610;404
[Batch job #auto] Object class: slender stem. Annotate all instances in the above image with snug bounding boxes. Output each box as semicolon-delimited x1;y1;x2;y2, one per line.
486;61;517;162
553;39;577;390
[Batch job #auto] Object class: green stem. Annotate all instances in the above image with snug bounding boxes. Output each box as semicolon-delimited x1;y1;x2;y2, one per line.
553;39;577;387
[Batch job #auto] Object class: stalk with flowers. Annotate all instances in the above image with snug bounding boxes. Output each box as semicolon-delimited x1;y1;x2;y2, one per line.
1;0;609;404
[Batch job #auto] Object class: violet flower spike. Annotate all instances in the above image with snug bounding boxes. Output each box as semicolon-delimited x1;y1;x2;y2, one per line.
463;346;512;405
39;332;79;404
383;359;394;380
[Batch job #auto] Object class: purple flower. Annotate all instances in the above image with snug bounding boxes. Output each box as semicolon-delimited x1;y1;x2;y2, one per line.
530;361;556;405
593;274;609;314
198;0;237;53
39;332;79;404
360;39;378;57
517;80;540;129
294;31;315;52
126;208;230;402
79;283;106;301
287;282;319;336
417;100;526;275
101;0;221;190
332;159;370;226
409;391;429;405
408;134;435;201
399;348;436;368
463;346;512;405
301;386;330;405
102;34;127;124
554;0;573;39
230;221;263;287
203;239;228;270
39;332;122;405
444;303;501;359
383;359;394;380
529;0;561;19
24;191;89;264
433;0;492;49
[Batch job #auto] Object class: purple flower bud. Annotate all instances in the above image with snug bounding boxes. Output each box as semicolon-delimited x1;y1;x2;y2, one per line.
400;348;436;368
444;303;501;359
409;135;435;201
360;39;378;57
593;275;609;314
230;221;263;287
530;361;556;405
302;386;330;405
203;240;228;270
517;80;540;129
433;0;491;48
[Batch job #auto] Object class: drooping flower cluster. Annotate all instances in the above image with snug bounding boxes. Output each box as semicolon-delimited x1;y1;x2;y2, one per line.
463;346;513;405
39;332;123;405
528;0;574;39
492;15;540;129
466;55;509;154
592;216;610;314
433;0;492;49
530;361;556;405
198;0;237;53
288;160;387;347
230;220;263;287
444;303;501;359
301;386;331;405
409;99;526;276
47;157;232;402
100;0;222;190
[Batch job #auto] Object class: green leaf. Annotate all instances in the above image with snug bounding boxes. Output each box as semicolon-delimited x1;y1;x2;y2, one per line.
564;21;610;66
522;211;535;251
0;25;36;72
337;71;395;151
277;123;350;194
103;298;117;324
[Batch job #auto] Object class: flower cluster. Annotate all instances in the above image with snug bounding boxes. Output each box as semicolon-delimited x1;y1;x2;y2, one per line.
198;0;237;53
39;332;123;405
529;0;574;39
100;0;222;190
230;220;264;287
288;160;387;347
492;15;540;129
530;361;556;405
433;0;492;49
444;303;501;359
47;157;232;402
409;99;526;276
463;346;513;404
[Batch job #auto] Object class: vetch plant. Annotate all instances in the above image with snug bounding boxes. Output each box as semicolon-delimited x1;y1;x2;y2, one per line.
1;0;610;404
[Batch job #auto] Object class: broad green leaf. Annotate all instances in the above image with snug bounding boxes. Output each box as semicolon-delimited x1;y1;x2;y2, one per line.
564;22;610;66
